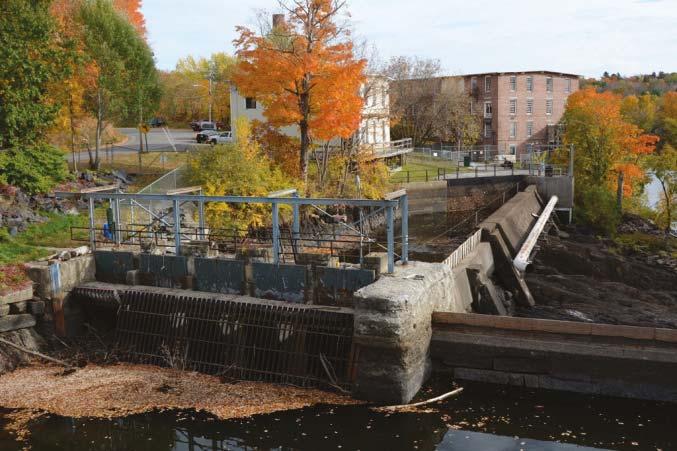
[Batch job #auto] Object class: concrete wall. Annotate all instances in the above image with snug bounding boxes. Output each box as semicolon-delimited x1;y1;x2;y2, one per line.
527;175;574;209
431;312;677;402
352;261;457;404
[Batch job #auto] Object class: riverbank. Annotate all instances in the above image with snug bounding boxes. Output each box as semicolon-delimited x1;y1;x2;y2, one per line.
522;217;677;328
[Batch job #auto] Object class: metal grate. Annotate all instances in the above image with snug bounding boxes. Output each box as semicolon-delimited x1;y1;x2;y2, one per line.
74;286;356;389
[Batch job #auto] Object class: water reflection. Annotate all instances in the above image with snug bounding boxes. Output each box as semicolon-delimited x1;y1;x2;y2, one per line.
4;381;676;451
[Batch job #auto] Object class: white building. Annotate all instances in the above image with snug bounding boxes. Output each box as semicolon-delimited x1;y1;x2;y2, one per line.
229;76;392;147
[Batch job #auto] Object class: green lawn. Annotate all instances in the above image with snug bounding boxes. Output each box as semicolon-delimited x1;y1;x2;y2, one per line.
0;213;89;265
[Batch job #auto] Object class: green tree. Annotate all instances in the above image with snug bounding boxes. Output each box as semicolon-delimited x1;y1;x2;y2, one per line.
79;0;159;169
647;144;677;231
0;0;74;149
187;118;297;232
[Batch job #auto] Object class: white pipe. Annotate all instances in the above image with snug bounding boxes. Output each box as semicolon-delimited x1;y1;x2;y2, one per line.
513;195;558;273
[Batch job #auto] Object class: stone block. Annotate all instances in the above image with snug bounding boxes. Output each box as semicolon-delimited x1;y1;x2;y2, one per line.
9;301;28;314
655;328;677;344
25;256;95;300
361;253;388;278
0;285;33;306
0;314;36;333
589;323;655;341
27;300;46;316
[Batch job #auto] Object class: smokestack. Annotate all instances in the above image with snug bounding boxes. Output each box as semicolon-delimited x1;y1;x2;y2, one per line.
272;14;285;28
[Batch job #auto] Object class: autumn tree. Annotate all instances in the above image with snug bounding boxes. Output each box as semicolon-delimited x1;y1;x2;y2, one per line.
562;88;659;232
233;1;366;183
0;0;74;149
113;0;145;36
79;0;159;169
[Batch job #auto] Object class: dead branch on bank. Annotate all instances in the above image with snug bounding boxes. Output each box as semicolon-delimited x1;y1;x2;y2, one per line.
377;387;465;411
0;337;73;369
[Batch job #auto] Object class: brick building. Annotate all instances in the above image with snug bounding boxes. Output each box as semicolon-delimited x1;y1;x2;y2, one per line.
464;71;580;157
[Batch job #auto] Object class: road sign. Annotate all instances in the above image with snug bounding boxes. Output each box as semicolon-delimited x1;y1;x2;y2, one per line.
138;124;150;134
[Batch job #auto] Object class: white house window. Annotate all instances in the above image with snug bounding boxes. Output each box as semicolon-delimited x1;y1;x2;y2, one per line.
510;121;517;138
526;76;533;92
526;99;533;115
509;99;517;115
546;77;553;92
484;123;492;138
510;76;516;91
566;78;572;93
527;121;533;137
245;97;257;109
484;101;493;118
509;144;517;155
546;99;553;115
485;76;491;93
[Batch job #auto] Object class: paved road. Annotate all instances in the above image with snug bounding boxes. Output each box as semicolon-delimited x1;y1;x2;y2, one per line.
68;128;200;163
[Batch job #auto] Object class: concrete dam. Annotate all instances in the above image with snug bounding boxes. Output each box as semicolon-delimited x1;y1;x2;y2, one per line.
21;175;677;405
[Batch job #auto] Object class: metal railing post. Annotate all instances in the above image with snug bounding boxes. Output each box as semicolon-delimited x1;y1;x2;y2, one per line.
292;193;300;254
88;197;96;251
272;202;280;265
114;197;121;246
173;199;181;255
401;195;409;265
386;205;395;273
198;199;206;240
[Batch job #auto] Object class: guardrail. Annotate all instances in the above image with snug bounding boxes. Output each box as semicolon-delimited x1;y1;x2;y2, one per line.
444;229;482;269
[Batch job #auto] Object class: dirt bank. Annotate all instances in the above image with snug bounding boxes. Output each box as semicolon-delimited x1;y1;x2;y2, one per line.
521;222;677;328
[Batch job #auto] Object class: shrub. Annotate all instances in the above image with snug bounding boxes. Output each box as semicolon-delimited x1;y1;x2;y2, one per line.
575;185;621;235
0;143;69;194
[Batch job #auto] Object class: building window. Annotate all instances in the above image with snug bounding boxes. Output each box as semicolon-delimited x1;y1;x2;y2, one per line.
484;101;492;118
510;122;517;138
526;98;533;115
526;76;533;92
527;121;533;137
471;77;477;92
484;123;492;138
566;78;572;93
245;97;257;109
546;99;553;115
485;76;491;93
509;99;517;115
510;76;516;91
509;144;517;155
546;77;553;92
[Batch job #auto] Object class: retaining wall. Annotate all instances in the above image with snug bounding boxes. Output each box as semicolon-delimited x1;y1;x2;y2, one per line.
431;312;677;402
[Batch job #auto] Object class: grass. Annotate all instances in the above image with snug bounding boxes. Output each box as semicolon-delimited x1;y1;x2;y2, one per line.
390;155;472;183
0;213;89;265
614;232;677;258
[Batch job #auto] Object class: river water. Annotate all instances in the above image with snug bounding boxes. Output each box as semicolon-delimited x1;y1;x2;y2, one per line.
1;380;674;451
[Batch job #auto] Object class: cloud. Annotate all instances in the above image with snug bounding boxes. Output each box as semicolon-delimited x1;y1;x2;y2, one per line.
142;0;677;77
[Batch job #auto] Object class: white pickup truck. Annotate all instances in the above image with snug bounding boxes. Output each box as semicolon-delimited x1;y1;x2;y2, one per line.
209;131;233;145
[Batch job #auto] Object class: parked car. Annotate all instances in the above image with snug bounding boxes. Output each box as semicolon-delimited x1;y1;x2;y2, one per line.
197;121;217;132
149;117;166;128
209;131;233;145
196;129;219;143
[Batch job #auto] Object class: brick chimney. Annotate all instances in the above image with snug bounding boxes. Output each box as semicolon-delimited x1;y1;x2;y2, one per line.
272;14;285;28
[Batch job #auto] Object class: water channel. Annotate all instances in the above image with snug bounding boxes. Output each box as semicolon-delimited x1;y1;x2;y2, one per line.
1;379;673;450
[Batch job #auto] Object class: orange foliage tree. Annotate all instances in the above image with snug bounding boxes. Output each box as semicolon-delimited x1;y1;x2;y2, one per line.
113;0;145;36
232;0;366;183
563;88;659;196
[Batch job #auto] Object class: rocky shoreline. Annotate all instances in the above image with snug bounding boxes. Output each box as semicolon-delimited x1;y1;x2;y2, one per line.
521;217;677;328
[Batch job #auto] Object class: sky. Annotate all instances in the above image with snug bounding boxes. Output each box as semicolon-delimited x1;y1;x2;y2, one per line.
141;0;677;78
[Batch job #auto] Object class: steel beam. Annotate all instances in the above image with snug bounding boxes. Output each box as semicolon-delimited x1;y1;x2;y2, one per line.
173;199;181;255
272;202;280;265
88;197;96;250
401;194;409;265
386;205;395;273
